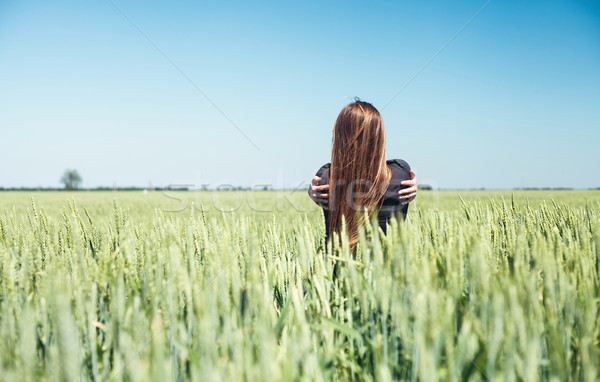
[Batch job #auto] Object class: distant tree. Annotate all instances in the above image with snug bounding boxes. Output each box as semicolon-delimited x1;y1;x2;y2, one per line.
60;169;82;190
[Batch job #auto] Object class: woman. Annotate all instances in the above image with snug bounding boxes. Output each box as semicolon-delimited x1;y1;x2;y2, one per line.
308;99;417;247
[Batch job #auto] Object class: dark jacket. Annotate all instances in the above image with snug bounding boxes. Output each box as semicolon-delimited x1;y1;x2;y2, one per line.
309;159;414;241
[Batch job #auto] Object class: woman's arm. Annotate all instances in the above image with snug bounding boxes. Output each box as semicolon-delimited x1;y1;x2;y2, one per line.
309;170;418;207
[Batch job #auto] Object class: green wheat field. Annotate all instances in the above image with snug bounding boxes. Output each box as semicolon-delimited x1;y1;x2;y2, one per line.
0;190;599;381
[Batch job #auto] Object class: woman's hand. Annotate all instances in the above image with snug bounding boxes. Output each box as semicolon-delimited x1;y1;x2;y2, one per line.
309;176;330;210
399;170;417;205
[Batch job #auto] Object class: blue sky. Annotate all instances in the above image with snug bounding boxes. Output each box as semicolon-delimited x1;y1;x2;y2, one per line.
0;0;598;189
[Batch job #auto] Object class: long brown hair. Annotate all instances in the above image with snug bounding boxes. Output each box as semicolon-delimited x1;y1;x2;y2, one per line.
329;100;391;248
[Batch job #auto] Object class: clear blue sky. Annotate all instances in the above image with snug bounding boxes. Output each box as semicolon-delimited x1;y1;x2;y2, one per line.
1;0;598;189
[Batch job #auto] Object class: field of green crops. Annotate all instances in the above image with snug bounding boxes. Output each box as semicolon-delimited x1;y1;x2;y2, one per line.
0;190;599;381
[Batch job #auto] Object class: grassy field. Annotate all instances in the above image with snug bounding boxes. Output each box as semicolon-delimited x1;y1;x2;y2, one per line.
0;190;599;381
